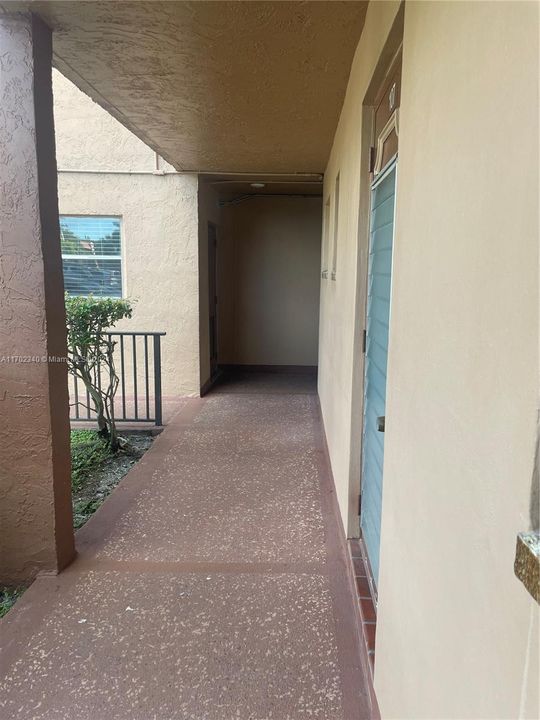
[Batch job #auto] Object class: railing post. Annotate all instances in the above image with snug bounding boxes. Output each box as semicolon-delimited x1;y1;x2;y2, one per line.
153;334;163;426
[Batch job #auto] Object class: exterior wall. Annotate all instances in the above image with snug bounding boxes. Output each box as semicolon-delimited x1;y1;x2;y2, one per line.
54;69;175;173
0;15;74;584
375;2;539;717
57;173;200;398
53;71;200;397
218;196;322;367
319;1;539;717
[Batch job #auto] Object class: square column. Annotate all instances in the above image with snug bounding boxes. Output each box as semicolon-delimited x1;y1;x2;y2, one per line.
0;13;75;584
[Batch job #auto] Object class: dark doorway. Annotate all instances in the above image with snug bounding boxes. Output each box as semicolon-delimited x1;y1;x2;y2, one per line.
208;222;218;378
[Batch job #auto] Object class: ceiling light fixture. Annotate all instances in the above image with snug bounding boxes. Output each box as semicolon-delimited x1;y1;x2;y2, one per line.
250;182;266;188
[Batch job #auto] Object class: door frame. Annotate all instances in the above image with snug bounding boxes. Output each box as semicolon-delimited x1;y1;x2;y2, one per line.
359;155;398;585
207;221;219;379
346;8;404;540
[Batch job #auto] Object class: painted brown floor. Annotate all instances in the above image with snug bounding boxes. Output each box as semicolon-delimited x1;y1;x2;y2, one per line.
0;374;371;720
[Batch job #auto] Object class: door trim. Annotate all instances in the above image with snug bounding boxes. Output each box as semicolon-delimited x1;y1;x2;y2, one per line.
359;157;398;585
346;5;404;540
207;221;219;379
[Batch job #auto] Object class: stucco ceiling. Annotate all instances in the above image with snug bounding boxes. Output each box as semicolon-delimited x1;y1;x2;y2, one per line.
6;1;368;174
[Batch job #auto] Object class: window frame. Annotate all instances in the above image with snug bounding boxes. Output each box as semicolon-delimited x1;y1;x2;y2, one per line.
321;196;331;279
331;173;340;281
59;214;125;299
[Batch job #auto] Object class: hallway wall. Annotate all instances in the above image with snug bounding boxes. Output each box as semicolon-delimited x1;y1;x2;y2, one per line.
376;2;539;717
318;0;539;718
217;196;322;367
318;0;401;535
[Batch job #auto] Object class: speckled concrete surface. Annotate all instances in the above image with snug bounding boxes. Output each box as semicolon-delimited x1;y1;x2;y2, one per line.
92;394;326;564
0;375;371;719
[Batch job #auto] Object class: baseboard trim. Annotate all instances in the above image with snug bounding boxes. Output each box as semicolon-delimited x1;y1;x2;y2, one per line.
316;402;380;720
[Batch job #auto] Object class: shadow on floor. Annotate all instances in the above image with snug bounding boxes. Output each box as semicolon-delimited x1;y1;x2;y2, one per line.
209;368;318;396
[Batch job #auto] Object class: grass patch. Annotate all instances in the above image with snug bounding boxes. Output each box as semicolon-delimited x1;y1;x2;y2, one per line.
70;429;153;529
1;431;152;620
0;587;24;619
71;430;111;492
2;431;108;620
71;429;113;528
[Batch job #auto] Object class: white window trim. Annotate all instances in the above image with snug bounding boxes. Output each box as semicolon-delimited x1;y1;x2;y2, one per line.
331;173;340;281
60;214;124;298
322;197;331;279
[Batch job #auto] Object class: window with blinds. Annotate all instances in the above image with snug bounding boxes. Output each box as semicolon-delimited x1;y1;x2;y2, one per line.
60;216;123;298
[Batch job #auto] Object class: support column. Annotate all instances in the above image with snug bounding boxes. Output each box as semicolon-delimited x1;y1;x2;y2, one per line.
0;13;75;584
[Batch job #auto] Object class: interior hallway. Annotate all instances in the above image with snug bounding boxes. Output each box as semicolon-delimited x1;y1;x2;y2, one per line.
0;374;371;719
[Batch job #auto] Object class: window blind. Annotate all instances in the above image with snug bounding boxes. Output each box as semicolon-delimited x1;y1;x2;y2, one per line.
60;216;122;298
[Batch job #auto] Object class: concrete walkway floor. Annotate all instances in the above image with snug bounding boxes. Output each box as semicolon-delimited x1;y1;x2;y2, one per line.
0;373;372;720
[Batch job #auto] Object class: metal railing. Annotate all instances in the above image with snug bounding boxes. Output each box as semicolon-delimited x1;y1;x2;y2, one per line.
69;331;166;426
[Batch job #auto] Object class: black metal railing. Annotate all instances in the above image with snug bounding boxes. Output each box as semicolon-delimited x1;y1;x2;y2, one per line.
69;331;166;426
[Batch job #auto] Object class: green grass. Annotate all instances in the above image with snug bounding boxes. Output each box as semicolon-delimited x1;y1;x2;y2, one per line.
71;429;111;492
1;432;114;619
0;587;24;619
71;429;114;528
72;495;106;529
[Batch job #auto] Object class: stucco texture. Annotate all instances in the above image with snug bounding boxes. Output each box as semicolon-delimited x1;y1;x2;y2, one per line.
0;15;74;584
57;173;200;398
21;1;369;174
53;70;164;173
53;71;200;397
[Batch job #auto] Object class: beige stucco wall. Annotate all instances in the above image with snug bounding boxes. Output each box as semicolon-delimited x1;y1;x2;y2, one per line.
54;69;175;173
57;173;200;398
218;196;321;367
53;71;200;397
319;0;539;717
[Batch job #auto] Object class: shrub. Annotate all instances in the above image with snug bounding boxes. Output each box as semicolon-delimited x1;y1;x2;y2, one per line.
65;295;133;451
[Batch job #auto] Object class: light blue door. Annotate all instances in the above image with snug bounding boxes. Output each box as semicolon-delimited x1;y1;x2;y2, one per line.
360;161;397;584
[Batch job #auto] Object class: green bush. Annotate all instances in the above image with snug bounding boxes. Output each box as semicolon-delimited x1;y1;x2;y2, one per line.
66;296;133;349
66;295;133;451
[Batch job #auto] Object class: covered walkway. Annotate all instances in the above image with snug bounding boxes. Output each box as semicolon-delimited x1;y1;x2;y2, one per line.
0;375;371;720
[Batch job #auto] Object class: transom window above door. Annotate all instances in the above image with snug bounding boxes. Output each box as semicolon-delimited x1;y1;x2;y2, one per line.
60;216;123;298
